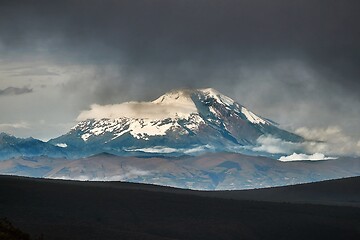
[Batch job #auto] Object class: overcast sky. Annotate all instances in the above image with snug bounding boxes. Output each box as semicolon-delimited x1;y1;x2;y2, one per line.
0;0;359;145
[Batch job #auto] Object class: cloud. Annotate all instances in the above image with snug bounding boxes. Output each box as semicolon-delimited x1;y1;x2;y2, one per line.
0;86;33;96
1;1;360;100
252;135;302;154
76;93;197;121
296;126;360;156
295;126;342;142
0;1;359;143
279;153;336;162
253;126;360;157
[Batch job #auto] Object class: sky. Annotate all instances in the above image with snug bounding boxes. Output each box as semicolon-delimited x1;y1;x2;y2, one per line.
0;0;359;154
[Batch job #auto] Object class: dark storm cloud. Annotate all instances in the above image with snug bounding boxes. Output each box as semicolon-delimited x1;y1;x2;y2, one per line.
1;0;359;91
0;86;33;96
0;0;360;140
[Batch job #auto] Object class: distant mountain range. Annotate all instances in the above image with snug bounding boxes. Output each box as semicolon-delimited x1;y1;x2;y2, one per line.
1;152;359;190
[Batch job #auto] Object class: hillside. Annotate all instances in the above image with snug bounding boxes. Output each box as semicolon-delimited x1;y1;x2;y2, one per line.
0;175;359;240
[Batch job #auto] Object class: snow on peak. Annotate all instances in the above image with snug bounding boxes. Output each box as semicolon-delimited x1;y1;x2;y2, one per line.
151;89;197;115
197;88;269;125
75;114;204;142
198;88;235;106
152;89;194;105
241;107;269;125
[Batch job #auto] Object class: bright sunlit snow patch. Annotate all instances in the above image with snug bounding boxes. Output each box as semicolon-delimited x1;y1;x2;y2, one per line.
279;153;337;161
128;119;179;140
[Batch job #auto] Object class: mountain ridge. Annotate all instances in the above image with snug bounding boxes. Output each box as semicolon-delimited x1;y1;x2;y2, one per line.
0;133;67;160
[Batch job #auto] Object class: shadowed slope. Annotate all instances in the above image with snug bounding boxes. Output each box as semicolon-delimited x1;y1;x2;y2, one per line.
0;175;359;240
206;176;360;207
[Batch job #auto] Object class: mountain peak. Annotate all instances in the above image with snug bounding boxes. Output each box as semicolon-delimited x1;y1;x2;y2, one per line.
152;88;195;106
153;87;235;106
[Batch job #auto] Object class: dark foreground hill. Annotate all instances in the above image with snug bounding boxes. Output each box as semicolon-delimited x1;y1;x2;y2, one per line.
205;176;360;207
0;175;359;240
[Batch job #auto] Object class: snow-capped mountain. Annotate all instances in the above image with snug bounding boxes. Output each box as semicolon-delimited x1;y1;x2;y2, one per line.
50;88;302;157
